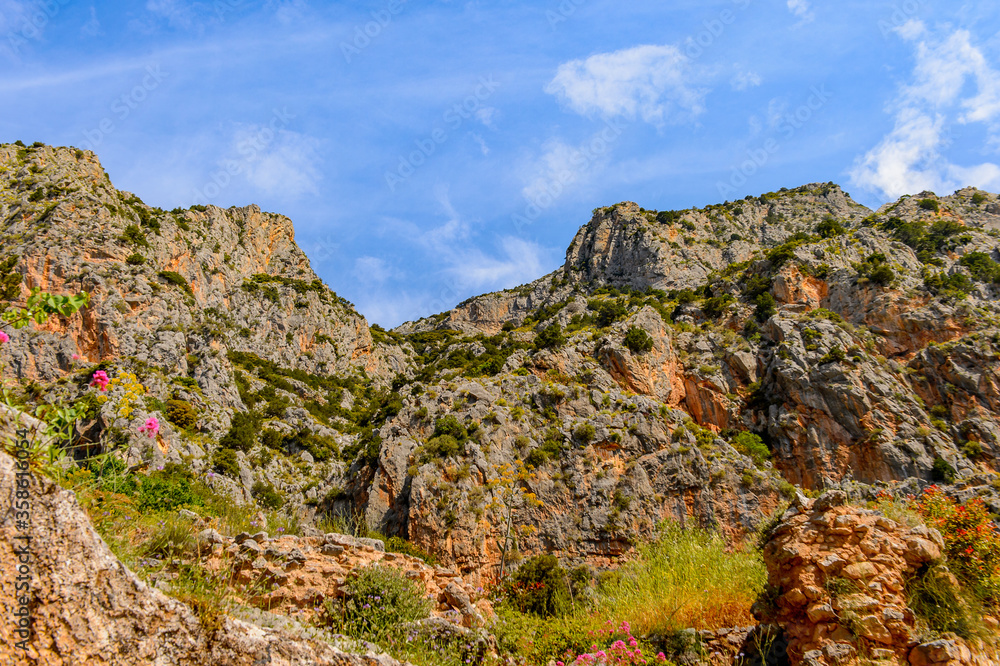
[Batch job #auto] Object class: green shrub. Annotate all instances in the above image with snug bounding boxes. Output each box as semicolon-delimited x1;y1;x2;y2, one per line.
754;292;776;322
251;481;284;509
924;271;974;299
815;217;845;238
164;398;198;430
534;323;566;350
502;554;572;618
119;224;150;248
858;253;894;286
958;252;1000;283
212;448;240;477
423;434;461;459
702;294;734;319
918;198;940;212
972;192;987;205
730;431;770;465
594;300;628;327
158;271;193;298
526;429;564;468
931;456;956;483
324;564;431;640
574;423;596;444
219;411;259;452
623;327;654;353
261;428;284;450
136;465;204;512
143;514;197;557
433;415;468;442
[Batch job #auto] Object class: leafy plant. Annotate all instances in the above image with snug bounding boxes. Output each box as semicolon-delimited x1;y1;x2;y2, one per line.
251;481;284;509
157;271;194;298
535;323;566;350
322;564;431;640
501;554;572;618
623;327;654;354
731;431;770;465
164;398;198;430
913;486;1000;603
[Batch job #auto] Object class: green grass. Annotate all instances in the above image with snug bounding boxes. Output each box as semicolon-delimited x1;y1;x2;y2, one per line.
592;523;766;634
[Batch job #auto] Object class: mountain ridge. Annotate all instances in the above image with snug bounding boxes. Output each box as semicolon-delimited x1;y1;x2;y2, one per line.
2;142;1000;570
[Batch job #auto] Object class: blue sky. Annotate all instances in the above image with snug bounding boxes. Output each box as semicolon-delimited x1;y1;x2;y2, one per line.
1;1;999;327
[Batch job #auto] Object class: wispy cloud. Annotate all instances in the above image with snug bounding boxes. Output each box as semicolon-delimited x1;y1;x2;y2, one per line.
146;0;197;30
353;256;401;285
786;0;814;23
81;6;101;37
731;70;762;91
544;44;706;126
227;124;322;199
420;186;552;292
850;23;1000;199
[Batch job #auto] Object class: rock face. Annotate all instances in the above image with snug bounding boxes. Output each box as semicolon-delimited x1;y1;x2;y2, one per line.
203;530;491;629
758;491;1000;666
0;448;404;666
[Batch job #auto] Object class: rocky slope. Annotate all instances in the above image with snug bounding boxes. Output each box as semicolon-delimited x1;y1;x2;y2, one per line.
3;143;1000;588
0;446;405;666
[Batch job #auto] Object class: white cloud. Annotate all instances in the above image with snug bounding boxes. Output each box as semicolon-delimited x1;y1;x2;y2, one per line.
81;6;101;37
519;129;618;207
475;107;498;130
418;187;552;292
850;27;1000;200
894;19;926;41
544;44;705;125
448;236;548;290
787;0;814;22
146;0;196;29
0;0;31;34
228;124;322;199
731;70;762;91
353;256;400;285
470;133;490;156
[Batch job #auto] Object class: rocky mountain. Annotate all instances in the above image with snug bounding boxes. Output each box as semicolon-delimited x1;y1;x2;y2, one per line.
3;142;1000;587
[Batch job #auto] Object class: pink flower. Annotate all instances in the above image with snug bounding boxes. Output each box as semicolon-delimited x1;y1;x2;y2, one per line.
0;330;9;344
656;654;666;662
138;416;160;438
72;353;80;360
91;370;110;391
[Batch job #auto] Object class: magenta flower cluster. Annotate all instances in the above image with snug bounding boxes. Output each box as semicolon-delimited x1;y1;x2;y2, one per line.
0;330;9;344
90;370;110;391
558;622;667;666
138;416;160;438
